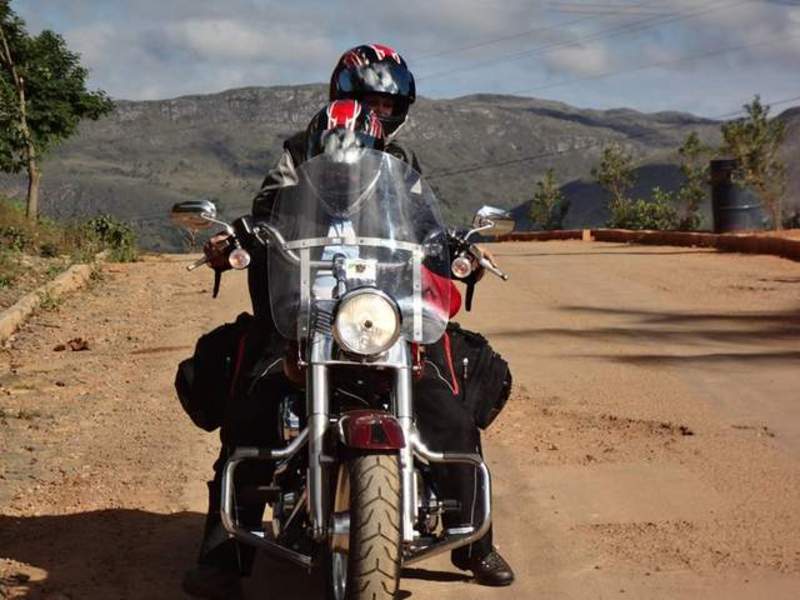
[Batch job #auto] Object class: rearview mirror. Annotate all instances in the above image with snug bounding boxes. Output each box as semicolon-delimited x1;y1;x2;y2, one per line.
471;205;515;237
170;200;218;231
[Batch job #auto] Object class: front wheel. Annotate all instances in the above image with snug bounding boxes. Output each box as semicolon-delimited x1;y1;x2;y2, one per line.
327;453;402;600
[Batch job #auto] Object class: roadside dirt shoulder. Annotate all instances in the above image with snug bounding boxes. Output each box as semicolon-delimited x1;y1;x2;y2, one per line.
0;256;249;599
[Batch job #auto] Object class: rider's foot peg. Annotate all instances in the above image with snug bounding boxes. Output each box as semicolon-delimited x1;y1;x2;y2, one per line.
238;485;281;504
440;499;461;513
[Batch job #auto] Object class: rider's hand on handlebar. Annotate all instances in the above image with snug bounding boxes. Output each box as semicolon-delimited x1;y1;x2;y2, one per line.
203;233;234;271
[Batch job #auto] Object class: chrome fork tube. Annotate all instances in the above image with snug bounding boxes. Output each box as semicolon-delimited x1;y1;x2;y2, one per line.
396;365;417;543
308;362;330;541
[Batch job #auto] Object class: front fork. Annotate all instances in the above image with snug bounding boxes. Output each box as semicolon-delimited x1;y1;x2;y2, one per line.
306;357;417;543
396;364;418;543
308;363;330;541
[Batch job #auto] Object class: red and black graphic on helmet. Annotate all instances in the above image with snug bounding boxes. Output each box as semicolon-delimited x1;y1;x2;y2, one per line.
369;43;402;63
342;49;364;69
326;100;361;130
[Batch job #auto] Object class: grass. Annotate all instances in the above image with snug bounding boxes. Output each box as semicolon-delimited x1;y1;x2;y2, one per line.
0;198;138;290
0;251;21;289
37;289;63;311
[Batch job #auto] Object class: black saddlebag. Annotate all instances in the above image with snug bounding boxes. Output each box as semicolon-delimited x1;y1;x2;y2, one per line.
423;323;512;430
175;312;256;432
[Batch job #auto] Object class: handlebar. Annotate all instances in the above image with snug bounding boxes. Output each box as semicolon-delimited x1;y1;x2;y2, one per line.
477;255;509;281
187;256;209;271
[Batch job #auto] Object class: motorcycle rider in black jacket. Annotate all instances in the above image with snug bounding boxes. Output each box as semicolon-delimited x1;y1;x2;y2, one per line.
183;44;514;599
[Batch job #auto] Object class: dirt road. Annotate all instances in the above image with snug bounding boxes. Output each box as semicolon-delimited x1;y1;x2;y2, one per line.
1;241;799;599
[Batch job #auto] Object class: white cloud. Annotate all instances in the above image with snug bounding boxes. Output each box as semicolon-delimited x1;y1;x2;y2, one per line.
544;44;614;77
10;0;800;114
160;18;333;64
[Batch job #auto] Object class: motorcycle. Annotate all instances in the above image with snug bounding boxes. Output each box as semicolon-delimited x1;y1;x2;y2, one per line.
171;149;513;599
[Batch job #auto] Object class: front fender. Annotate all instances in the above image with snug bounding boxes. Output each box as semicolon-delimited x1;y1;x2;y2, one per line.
338;410;405;450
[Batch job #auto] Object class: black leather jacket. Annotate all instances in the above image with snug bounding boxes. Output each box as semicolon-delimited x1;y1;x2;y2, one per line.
251;131;421;221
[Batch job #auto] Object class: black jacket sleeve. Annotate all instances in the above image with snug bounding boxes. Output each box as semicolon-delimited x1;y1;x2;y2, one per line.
251;131;307;221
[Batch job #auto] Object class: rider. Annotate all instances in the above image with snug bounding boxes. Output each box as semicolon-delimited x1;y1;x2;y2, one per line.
183;101;389;600
189;45;514;596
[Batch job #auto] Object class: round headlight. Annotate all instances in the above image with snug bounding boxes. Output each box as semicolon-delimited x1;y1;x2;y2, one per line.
334;290;400;356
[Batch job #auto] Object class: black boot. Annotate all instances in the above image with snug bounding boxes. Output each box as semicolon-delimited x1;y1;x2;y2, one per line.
453;548;515;587
182;564;244;600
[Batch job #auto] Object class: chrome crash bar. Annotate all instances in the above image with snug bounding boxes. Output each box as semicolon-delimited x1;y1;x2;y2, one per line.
402;431;492;565
220;429;312;568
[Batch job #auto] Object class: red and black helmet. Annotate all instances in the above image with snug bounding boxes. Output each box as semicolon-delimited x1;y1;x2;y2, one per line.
306;99;385;162
329;44;416;138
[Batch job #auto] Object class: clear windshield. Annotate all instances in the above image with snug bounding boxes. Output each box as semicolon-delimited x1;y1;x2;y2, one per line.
267;149;450;345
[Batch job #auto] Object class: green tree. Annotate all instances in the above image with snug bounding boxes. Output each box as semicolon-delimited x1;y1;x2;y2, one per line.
529;168;569;230
592;144;636;228
720;95;787;230
676;132;711;230
0;2;114;221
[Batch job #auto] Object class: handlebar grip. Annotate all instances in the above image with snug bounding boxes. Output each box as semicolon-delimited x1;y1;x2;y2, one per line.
187;256;209;271
478;256;509;281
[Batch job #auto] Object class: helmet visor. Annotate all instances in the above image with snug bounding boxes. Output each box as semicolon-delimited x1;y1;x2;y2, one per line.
336;61;414;98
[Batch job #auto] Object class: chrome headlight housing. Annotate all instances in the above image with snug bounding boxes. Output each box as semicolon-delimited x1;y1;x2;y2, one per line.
333;289;401;356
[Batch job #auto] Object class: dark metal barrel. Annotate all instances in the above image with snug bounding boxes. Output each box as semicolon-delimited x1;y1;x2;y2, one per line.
710;159;764;233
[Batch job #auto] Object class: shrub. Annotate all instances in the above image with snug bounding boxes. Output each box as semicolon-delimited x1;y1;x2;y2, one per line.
608;188;680;230
83;215;138;262
530;169;570;230
0;250;19;288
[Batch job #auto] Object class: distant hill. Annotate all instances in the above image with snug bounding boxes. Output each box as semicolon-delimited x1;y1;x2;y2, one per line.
0;84;796;249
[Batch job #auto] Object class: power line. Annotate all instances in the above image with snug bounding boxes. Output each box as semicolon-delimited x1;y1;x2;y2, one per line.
544;2;675;15
416;0;751;83
409;0;677;69
505;29;800;96
411;9;632;63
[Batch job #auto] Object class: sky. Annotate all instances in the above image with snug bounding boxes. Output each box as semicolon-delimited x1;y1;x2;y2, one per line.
13;0;800;117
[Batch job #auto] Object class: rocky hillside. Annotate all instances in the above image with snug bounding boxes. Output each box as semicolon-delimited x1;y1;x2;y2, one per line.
1;84;796;249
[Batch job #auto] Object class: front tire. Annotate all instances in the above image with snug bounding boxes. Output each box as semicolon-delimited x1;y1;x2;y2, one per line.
328;453;402;600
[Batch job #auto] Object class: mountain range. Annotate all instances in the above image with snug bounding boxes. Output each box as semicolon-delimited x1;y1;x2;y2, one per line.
1;84;797;250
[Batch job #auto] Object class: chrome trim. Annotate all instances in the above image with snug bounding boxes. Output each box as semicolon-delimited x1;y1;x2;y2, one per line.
299;247;311;338
330;512;351;554
170;199;219;231
311;332;413;369
332;288;401;357
219;430;311;568
412;252;422;340
308;362;330;542
256;222;302;265
285;236;423;254
395;364;417;543
403;431;493;565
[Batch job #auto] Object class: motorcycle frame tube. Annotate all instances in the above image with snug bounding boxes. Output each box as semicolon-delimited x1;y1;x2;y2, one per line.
402;431;492;566
308;362;330;542
396;363;418;543
219;429;312;568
